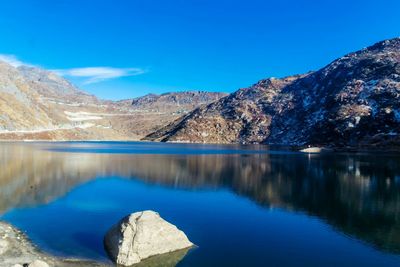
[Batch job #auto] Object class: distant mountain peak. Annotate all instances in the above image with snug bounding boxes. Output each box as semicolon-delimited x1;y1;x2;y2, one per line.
125;91;227;113
0;62;227;140
16;65;95;100
365;37;400;51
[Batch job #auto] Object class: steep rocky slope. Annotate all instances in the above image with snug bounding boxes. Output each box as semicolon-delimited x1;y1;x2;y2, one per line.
120;91;226;114
0;62;45;130
0;62;135;140
0;62;223;140
18;65;98;103
146;37;400;147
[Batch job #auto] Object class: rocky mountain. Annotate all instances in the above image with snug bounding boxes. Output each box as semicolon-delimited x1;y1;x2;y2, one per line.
146;37;400;148
17;65;98;103
0;61;55;131
120;91;227;114
0;62;224;140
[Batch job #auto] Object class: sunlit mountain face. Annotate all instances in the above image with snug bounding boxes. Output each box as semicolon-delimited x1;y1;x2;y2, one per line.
147;38;400;147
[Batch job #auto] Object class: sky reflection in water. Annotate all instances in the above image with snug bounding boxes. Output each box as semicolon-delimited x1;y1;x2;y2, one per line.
0;142;400;267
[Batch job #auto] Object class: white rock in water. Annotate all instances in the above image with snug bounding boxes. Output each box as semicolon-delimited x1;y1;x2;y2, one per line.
300;147;332;153
300;147;323;153
104;210;193;266
28;260;49;267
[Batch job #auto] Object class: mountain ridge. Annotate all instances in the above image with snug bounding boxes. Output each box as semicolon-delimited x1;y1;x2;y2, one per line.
118;91;227;114
145;37;400;148
0;62;224;140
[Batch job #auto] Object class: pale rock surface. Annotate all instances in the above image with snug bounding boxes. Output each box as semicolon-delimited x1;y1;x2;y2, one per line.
300;147;323;153
0;239;8;254
28;260;50;267
104;210;193;266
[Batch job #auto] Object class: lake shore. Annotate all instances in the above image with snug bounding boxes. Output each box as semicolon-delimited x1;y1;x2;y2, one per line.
0;222;108;267
2;139;400;153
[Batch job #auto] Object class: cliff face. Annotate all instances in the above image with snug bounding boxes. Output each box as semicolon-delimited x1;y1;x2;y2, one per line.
146;38;400;147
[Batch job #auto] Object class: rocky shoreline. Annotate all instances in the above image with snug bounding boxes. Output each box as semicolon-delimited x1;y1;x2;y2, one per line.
0;211;193;267
0;222;108;267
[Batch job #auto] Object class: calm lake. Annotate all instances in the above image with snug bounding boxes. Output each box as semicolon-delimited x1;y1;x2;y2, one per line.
1;142;400;266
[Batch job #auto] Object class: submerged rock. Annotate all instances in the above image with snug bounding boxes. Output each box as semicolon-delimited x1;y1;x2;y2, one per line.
133;247;191;267
104;210;193;266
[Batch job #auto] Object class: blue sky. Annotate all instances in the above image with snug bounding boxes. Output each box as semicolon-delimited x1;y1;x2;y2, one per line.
0;0;399;100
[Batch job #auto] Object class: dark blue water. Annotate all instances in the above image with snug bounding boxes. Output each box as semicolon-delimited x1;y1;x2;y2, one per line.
1;142;400;266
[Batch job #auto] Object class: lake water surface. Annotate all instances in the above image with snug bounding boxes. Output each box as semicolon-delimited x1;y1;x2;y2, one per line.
1;142;400;266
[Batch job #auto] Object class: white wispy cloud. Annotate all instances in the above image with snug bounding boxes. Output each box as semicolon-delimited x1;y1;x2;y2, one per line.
0;54;29;67
0;54;147;84
53;67;147;84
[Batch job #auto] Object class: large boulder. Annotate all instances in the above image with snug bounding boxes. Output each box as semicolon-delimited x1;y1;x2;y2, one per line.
104;211;193;266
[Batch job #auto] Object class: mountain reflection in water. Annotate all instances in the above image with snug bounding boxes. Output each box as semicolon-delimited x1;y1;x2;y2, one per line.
0;142;400;257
